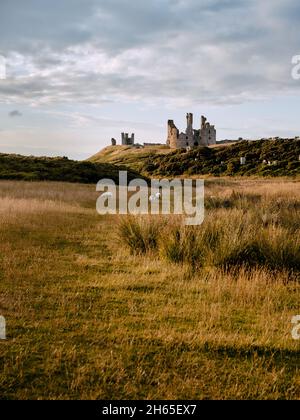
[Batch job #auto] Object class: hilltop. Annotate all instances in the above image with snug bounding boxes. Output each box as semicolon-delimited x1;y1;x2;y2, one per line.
90;139;300;177
1;138;299;184
89;144;173;173
0;153;145;184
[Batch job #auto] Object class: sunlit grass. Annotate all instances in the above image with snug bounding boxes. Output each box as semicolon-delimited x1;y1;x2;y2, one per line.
0;179;299;400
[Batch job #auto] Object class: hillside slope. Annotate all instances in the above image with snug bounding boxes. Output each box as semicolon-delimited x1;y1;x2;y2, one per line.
89;145;173;173
90;139;300;177
0;153;145;184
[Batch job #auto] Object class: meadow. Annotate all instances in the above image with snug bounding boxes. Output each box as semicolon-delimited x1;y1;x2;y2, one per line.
0;178;299;399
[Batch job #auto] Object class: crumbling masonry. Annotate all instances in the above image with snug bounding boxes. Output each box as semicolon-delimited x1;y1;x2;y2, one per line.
121;133;135;146
167;113;216;149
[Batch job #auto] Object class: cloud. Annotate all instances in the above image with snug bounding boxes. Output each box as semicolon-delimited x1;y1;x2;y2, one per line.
0;0;300;107
9;110;22;117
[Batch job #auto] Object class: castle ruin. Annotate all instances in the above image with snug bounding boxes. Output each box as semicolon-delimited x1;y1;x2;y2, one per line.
167;113;216;149
109;113;216;149
121;133;135;146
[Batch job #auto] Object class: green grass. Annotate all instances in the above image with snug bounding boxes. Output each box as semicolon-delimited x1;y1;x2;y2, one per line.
0;179;299;400
90;139;300;177
0;153;145;184
89;145;173;173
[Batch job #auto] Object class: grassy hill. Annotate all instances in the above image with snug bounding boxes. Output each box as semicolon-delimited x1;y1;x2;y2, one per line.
0;153;145;184
90;139;300;177
2;138;299;184
89;145;173;173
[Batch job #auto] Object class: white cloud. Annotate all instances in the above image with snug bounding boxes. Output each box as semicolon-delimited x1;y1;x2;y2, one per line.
0;0;299;108
0;0;300;159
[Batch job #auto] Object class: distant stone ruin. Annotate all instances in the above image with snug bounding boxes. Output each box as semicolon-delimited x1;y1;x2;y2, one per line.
167;113;216;149
121;133;135;146
109;113;217;149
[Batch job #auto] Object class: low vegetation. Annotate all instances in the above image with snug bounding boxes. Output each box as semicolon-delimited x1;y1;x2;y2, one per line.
0;153;144;184
143;139;300;177
89;144;172;173
0;179;299;399
119;198;300;274
91;139;300;177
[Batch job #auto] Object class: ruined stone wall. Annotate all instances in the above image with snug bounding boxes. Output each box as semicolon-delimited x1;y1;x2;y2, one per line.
178;132;192;148
167;120;179;149
199;116;216;146
200;125;216;146
186;113;193;138
167;116;194;149
167;113;216;149
208;125;216;145
121;133;135;146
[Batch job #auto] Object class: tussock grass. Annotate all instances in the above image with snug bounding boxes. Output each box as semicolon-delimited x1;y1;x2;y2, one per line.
119;207;300;274
118;216;161;255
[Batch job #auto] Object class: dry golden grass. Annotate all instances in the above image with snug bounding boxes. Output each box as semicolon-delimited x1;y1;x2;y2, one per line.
0;179;299;400
89;145;173;163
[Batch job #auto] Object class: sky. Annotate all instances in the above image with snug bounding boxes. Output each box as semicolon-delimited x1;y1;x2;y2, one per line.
0;0;300;160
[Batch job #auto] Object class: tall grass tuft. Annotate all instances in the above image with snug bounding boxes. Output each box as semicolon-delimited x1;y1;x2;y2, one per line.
118;206;300;275
163;212;300;274
118;216;161;255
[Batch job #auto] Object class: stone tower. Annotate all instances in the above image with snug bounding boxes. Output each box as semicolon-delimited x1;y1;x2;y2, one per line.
121;133;135;146
167;120;179;149
167;113;216;149
167;113;195;149
186;113;193;138
199;115;216;146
